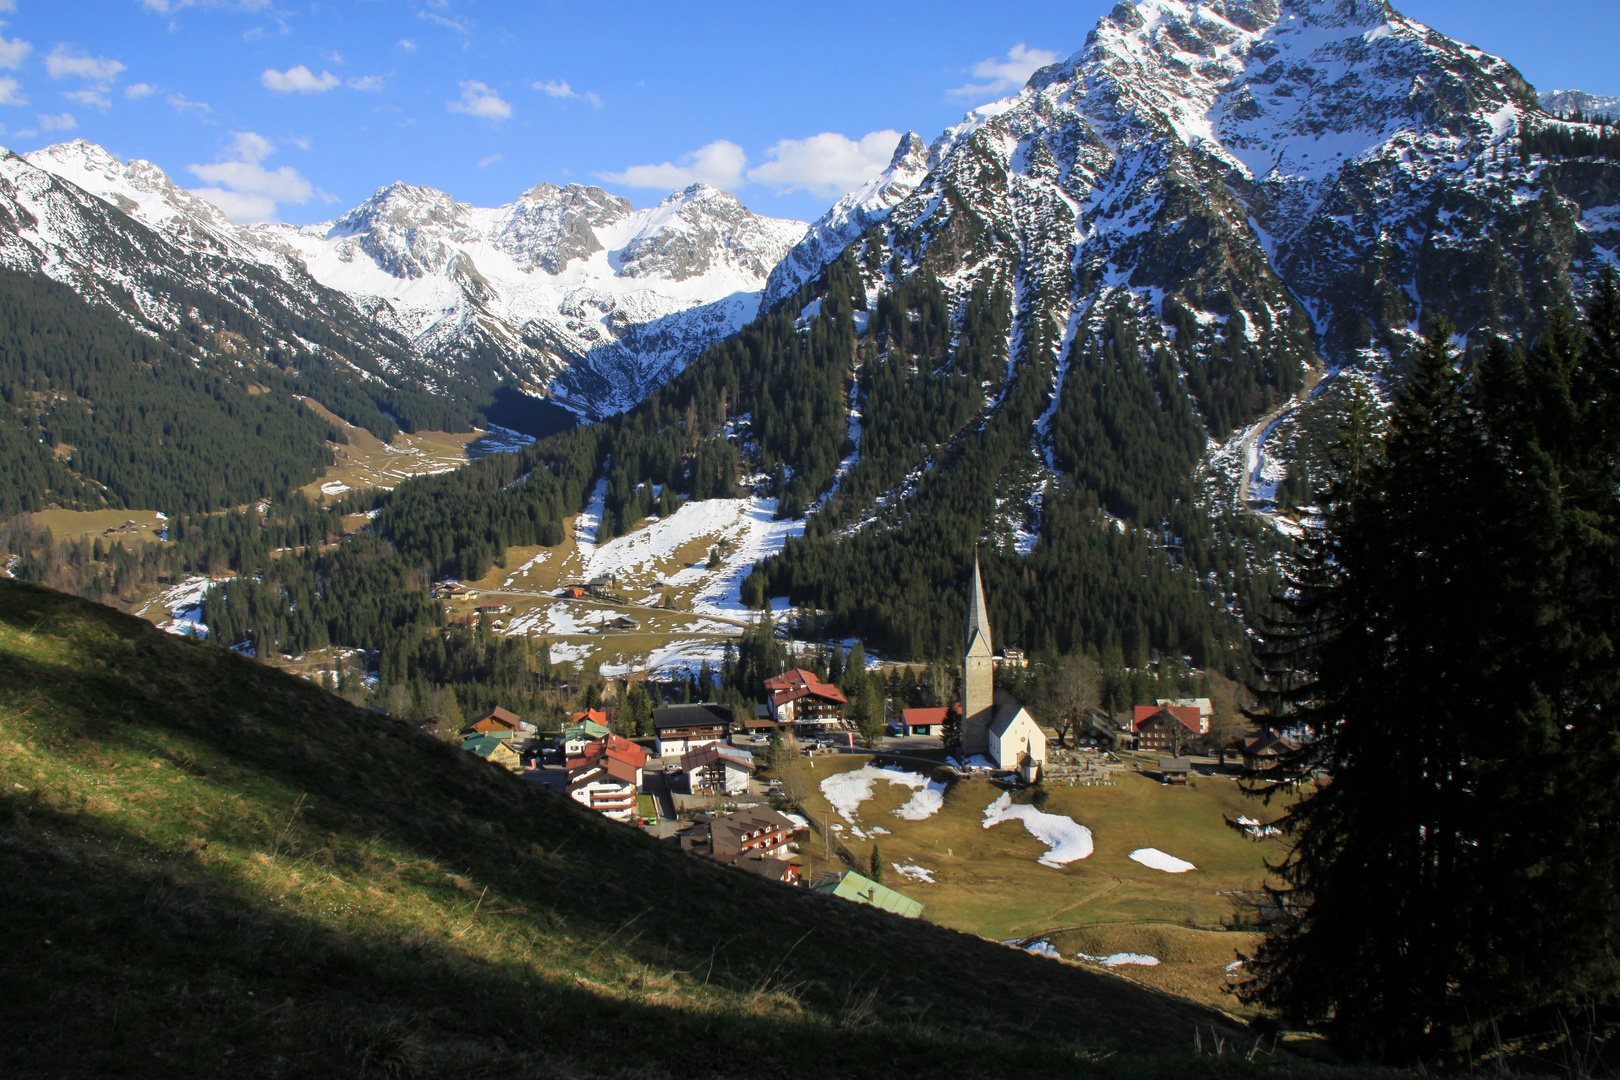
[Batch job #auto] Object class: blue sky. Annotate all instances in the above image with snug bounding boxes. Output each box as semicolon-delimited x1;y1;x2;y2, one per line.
1;0;1614;226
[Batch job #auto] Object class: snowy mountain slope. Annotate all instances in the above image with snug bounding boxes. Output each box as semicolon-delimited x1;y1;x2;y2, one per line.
2;141;421;381
256;181;807;418
761;131;931;310
1540;90;1620;122
779;0;1619;523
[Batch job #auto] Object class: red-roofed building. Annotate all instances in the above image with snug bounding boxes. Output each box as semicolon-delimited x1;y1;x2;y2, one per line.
566;754;640;822
763;669;848;726
571;707;610;727
898;704;959;737
1133;704;1204;751
566;733;648;787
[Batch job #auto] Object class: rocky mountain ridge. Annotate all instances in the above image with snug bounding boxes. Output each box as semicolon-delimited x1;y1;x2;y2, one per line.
776;0;1619;535
19;139;810;421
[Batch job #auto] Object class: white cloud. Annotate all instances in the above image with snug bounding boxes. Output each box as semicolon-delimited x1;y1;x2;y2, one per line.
0;77;23;105
0;35;30;70
447;80;510;121
397;39;417;52
0;1;16;11
946;43;1060;101
167;92;210;114
478;153;502;168
418;10;467;34
125;83;159;99
63;87;111;110
747;130;903;197
533;79;602;108
261;65;339;93
347;75;383;92
187;131;315;222
598;139;747;191
45;46;125;82
140;0;274;12
187;188;275;220
38;112;75;131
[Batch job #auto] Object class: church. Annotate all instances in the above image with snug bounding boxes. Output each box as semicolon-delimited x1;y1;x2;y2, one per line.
961;557;1046;773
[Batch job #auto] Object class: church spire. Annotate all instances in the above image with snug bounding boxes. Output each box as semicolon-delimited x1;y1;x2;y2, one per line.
965;553;992;657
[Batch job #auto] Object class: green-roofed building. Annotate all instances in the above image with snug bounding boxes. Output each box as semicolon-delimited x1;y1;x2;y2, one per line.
462;734;521;770
559;720;612;754
809;871;924;918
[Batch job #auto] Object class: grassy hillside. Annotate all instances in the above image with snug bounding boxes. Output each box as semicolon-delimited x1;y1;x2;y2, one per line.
0;578;1366;1079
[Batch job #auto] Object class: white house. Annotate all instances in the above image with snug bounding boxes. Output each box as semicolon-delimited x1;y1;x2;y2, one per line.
988;696;1047;771
680;743;755;796
566;756;639;821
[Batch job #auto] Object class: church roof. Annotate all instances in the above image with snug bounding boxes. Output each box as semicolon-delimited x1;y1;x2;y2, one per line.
989;697;1034;737
965;555;993;657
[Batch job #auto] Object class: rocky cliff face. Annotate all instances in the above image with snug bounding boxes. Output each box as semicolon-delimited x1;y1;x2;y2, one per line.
257;180;806;418
10;140;808;423
4;140;417;379
1540;89;1620;122
771;0;1619;544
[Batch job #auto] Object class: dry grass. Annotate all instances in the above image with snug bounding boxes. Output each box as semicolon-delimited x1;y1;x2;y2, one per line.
296;399;489;501
789;753;1287;1014
27;508;169;544
0;577;1358;1080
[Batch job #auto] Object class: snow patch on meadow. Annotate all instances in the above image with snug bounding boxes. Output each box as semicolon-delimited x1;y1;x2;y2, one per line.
820;765;934;823
981;792;1093;867
1129;848;1196;873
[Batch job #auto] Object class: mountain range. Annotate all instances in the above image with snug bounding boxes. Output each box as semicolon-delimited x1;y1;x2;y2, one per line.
1;0;1618;658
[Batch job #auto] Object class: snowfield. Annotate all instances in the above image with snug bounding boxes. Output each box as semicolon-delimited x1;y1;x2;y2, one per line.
820;765;937;823
894;779;949;821
577;495;804;616
1078;952;1161;968
892;863;936;884
1129;848;1197;873
981;792;1094;867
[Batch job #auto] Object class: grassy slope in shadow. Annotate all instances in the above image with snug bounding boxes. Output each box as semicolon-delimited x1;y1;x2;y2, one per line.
0;578;1378;1079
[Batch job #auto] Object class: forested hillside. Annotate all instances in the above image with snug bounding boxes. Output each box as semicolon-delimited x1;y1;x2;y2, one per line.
0;269;342;516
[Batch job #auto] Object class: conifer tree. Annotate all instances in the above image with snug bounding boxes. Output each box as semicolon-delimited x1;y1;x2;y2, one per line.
1244;294;1620;1062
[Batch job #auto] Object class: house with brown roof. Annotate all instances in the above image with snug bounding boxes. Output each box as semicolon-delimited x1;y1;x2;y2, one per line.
567;733;649;788
678;743;755;796
653;703;732;758
1133;704;1203;752
763;668;848;727
566;754;640;822
467;706;530;737
1241;729;1299;770
676;807;799;883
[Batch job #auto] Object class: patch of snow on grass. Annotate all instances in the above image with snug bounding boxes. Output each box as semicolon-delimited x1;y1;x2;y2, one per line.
1129;848;1196;873
894;779;948;820
1021;940;1060;959
1078;952;1160;967
981;792;1094;866
893;863;936;884
820;765;933;823
579;496;805;616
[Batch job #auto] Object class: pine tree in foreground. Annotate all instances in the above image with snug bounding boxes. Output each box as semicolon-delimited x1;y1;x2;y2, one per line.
1243;280;1620;1065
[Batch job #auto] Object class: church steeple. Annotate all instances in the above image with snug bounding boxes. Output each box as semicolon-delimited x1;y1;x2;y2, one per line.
965;554;993;657
961;552;996;754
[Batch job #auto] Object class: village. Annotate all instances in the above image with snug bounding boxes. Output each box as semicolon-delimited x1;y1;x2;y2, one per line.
448;559;1299;995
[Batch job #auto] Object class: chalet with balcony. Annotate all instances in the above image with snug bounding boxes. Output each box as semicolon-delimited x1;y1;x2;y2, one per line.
653;703;732;758
763;669;847;727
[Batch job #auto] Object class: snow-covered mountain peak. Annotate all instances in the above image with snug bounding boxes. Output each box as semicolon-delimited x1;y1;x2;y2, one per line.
613;183;807;283
22;139;260;260
761;131;930;307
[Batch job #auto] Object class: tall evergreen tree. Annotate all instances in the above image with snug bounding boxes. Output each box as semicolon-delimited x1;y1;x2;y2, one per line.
1244;293;1620;1063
